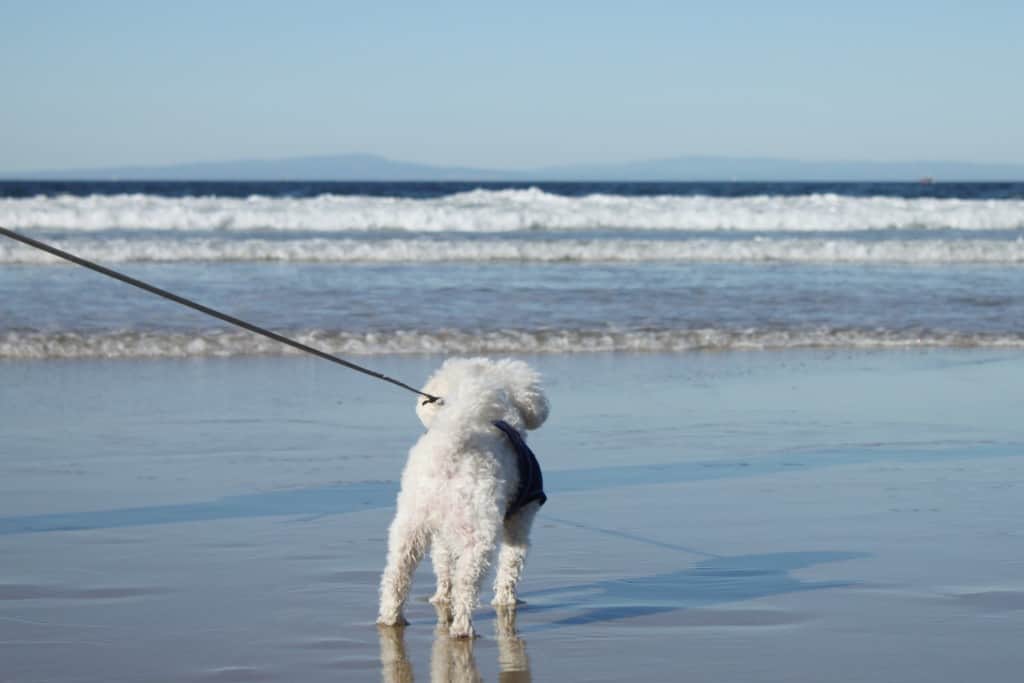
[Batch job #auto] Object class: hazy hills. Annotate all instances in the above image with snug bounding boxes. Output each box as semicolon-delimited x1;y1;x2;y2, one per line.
12;153;1024;181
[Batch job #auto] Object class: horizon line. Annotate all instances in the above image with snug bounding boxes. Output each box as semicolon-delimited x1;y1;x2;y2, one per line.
3;151;1023;183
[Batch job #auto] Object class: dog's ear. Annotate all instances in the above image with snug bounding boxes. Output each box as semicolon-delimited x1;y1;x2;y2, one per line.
498;359;549;430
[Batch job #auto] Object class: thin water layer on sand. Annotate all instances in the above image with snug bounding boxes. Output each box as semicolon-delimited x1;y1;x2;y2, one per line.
1;350;1023;681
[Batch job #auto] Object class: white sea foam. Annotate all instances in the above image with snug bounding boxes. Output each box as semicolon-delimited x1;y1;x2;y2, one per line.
5;237;1024;265
3;190;1024;232
3;328;1022;360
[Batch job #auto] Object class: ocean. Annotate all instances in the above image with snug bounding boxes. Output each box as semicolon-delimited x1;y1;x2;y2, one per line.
2;180;1024;360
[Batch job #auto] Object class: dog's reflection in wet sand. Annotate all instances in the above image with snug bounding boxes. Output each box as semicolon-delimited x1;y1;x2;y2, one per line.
379;604;531;682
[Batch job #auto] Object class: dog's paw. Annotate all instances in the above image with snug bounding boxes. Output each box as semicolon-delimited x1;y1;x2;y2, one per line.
448;620;478;640
490;589;522;607
431;601;453;627
376;613;409;628
428;592;451;606
491;597;526;608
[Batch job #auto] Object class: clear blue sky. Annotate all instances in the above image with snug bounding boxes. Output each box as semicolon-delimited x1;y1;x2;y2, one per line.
2;0;1021;173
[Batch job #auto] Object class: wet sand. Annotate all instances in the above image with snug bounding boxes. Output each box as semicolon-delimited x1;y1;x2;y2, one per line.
2;350;1023;681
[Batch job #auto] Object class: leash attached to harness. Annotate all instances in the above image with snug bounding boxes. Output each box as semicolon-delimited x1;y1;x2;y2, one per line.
0;226;442;404
493;420;547;519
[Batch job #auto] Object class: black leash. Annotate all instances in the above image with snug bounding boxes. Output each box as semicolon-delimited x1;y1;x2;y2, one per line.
0;226;442;404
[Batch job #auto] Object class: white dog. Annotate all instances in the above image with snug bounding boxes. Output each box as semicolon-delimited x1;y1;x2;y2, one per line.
377;357;549;638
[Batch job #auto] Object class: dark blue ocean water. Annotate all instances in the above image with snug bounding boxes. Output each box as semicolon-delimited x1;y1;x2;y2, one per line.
3;179;1024;199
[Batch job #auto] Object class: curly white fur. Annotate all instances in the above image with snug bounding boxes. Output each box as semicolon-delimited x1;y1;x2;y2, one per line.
376;357;550;638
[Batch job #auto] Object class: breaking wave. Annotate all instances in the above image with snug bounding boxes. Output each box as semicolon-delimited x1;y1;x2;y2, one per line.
4;327;1023;360
5;237;1024;264
3;189;1024;232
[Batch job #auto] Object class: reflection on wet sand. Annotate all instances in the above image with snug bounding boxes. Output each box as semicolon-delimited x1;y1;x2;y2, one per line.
379;605;530;682
493;606;531;683
377;550;862;680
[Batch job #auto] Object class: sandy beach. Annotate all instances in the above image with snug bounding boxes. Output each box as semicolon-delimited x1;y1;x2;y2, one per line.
2;349;1023;681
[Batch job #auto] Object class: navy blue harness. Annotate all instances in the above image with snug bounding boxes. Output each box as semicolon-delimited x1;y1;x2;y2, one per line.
493;420;547;520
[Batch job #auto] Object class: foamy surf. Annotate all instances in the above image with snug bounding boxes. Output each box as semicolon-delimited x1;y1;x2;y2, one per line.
5;237;1024;265
4;327;1023;360
4;190;1024;232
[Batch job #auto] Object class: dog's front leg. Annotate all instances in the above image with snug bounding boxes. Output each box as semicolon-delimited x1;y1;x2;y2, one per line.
492;502;539;606
449;529;498;638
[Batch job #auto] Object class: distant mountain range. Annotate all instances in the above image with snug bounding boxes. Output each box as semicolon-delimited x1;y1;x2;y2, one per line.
10;153;1024;181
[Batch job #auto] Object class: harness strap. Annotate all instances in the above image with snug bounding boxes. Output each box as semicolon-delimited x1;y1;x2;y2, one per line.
493;420;547;519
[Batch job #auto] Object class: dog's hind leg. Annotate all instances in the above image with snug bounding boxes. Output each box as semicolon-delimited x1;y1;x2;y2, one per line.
449;522;499;638
428;538;454;606
377;510;430;627
491;502;539;607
